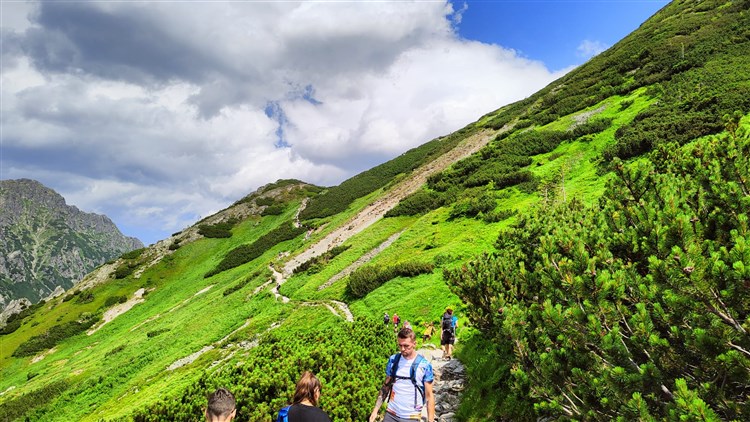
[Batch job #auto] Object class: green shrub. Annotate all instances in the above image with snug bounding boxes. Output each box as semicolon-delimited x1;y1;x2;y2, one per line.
260;205;285;216
13;313;99;357
223;270;265;296
293;245;351;275
104;295;128;308
198;220;237;238
446;128;750;420
346;261;434;298
449;193;497;220
206;221;305;277
114;262;138;279
0;319;21;335
132;321;392;422
146;328;171;338
255;197;277;206
120;248;146;260
0;380;69;421
105;344;126;357
483;209;517;223
75;290;95;304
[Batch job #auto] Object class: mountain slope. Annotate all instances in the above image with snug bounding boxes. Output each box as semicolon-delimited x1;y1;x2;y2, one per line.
0;179;143;312
1;0;749;421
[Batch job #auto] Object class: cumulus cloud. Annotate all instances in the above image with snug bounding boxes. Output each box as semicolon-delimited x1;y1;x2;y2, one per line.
576;39;609;59
1;1;563;245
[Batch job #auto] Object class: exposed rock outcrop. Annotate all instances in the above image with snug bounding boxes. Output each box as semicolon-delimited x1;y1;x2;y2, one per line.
0;179;143;311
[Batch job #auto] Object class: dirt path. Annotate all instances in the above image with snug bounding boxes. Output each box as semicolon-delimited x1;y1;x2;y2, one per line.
418;346;466;422
87;288;147;335
283;129;495;276
267;264;354;321
318;230;404;291
269;265;290;303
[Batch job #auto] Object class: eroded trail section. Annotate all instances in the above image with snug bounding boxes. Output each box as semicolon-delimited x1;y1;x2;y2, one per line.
418;347;466;422
283;130;495;275
317;230;404;291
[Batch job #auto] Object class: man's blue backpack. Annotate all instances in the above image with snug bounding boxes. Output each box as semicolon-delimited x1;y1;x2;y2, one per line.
388;353;426;408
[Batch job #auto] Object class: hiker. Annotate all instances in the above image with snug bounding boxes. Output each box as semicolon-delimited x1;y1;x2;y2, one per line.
392;313;400;331
403;320;412;330
422;322;434;342
384;312;390;325
276;371;332;422
369;327;435;422
205;387;236;422
441;308;456;360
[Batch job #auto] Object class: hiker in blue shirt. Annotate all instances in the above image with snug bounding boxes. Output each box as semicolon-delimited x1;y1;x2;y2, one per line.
369;327;435;422
276;371;332;422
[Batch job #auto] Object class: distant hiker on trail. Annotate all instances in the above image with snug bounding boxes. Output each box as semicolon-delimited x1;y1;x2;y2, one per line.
403;320;412;330
384;312;390;325
441;308;456;360
369;327;435;422
276;371;332;422
422;322;435;343
205;387;236;422
392;313;401;331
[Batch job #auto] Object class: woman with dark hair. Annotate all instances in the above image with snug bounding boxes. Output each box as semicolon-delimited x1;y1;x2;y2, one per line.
277;371;332;422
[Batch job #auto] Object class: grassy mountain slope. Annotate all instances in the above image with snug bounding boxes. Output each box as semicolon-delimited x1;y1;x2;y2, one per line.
1;0;749;420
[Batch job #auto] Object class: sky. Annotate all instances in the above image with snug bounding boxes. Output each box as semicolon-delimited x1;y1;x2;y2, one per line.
0;0;669;246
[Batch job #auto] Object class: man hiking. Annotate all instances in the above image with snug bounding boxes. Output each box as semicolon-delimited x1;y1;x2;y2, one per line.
440;308;456;360
369;327;435;422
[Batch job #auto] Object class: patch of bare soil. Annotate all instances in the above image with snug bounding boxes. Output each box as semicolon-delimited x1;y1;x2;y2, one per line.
572;104;606;126
318;230;404;291
31;347;57;364
87;288;147;335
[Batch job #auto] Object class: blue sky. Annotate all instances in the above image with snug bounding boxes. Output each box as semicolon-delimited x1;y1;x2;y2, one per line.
1;0;669;246
454;0;668;69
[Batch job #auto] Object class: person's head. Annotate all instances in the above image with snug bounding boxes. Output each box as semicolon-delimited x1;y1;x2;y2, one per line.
293;371;322;406
206;387;236;422
397;327;417;358
446;308;453;315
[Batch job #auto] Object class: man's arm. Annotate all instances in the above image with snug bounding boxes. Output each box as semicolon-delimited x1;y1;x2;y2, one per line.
369;376;392;422
425;381;435;422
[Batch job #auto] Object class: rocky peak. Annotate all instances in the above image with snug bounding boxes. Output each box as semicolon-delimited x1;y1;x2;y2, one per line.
0;179;143;312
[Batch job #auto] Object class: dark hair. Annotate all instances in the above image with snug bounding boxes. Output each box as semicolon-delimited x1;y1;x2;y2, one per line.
207;387;235;418
446;308;453;315
293;371;322;406
397;327;416;341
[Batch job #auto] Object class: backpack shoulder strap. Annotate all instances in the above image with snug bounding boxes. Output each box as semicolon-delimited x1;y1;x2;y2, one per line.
276;405;291;422
409;355;426;406
389;353;402;380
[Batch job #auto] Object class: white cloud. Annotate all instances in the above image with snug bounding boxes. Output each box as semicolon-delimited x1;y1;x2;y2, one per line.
1;1;564;245
576;39;609;59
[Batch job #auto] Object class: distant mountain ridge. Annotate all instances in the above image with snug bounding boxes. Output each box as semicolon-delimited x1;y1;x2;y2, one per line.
0;179;143;311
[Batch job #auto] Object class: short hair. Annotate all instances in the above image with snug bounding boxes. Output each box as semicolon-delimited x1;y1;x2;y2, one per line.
446;308;453;315
293;371;322;406
207;387;235;419
397;327;416;341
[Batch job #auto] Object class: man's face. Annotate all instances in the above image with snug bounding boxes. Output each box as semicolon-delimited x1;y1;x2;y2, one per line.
397;336;416;358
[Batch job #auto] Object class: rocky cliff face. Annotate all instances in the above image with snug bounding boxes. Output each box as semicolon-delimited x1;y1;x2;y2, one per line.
0;179;143;310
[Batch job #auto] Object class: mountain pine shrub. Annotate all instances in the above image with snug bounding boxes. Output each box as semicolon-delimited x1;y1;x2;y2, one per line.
446;125;750;420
